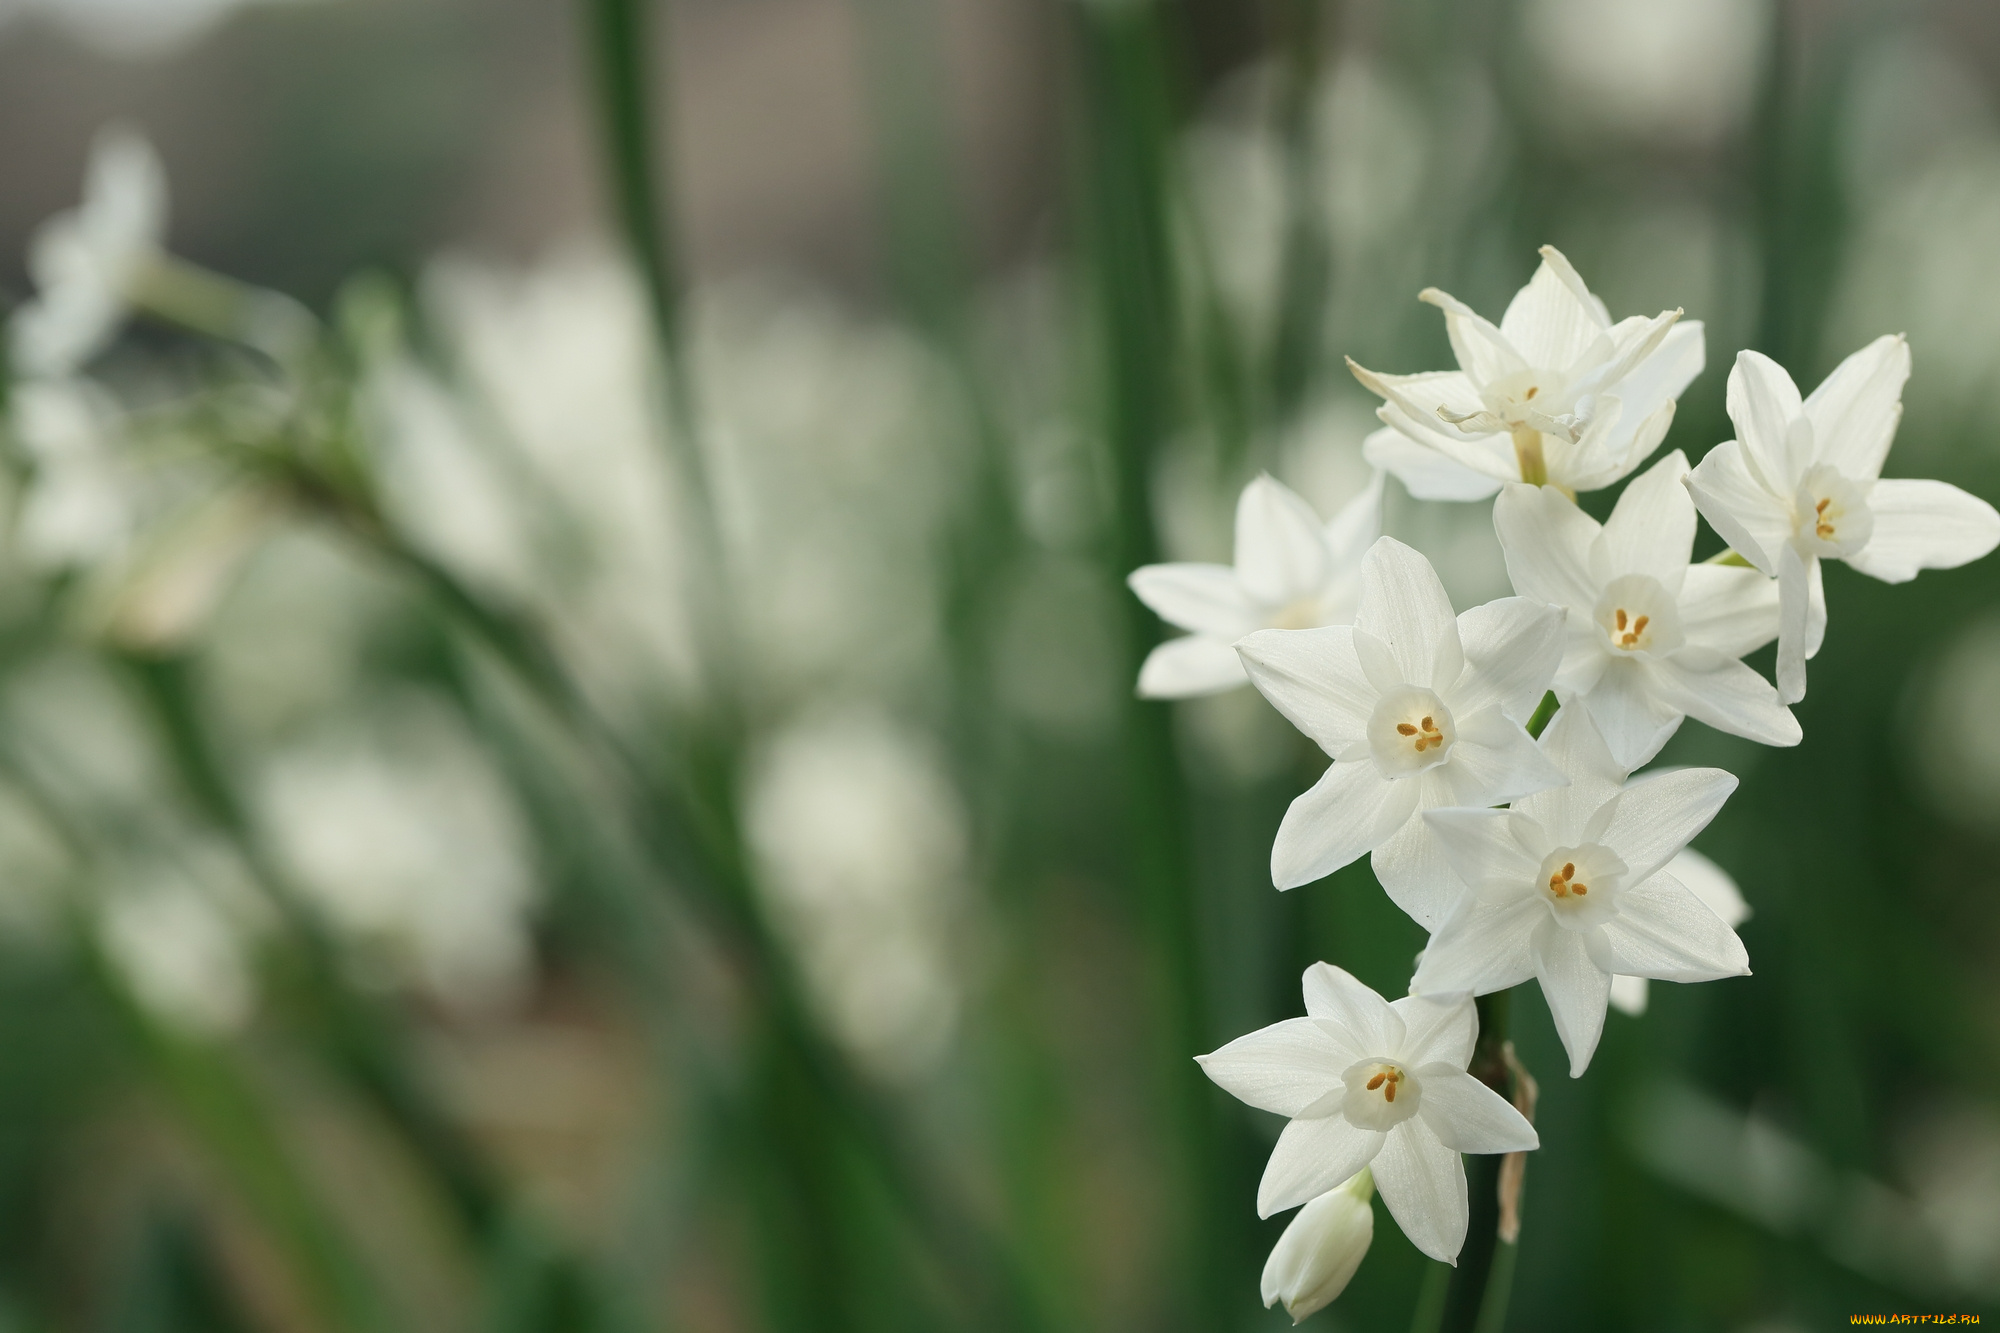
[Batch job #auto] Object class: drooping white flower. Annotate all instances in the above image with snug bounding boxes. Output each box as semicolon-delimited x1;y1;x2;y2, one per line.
1608;847;1748;1016
1235;536;1566;928
1494;449;1798;769
1348;246;1703;499
1262;1169;1374;1324
1129;471;1383;698
10;126;166;381
1687;339;2000;704
1198;963;1539;1263
1411;707;1749;1077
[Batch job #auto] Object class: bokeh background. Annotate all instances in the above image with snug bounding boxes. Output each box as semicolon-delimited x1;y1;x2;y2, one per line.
2;0;2000;1328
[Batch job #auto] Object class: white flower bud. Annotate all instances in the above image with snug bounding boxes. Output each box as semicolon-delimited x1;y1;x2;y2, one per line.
1260;1168;1374;1324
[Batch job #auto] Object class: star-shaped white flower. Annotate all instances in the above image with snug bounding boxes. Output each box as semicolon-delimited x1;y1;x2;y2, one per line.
1411;707;1750;1077
1129;472;1383;698
1198;963;1539;1264
1686;338;2000;704
1608;848;1749;1017
1494;449;1798;770
9;125;166;381
1236;536;1566;928
1261;1170;1374;1324
1348;246;1703;499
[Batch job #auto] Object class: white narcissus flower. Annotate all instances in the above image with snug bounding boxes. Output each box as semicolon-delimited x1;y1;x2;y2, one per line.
1262;1169;1374;1324
1198;963;1539;1264
1411;707;1750;1077
1686;339;2000;705
1608;848;1749;1016
1129;472;1383;698
10;126;166;381
1348;245;1703;499
1235;535;1566;928
1494;449;1798;769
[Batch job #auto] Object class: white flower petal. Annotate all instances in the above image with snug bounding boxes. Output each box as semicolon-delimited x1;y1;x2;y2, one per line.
1354;537;1461;688
1776;544;1813;705
1494;482;1601;610
1236;626;1377;754
1803;334;1909;481
1391;993;1477;1069
1686;439;1791;577
1302;962;1407;1054
1668;847;1750;927
1844;479;2000;584
1273;761;1419;890
1450;597;1567;721
1371;806;1471;932
1322;471;1386;573
1532;919;1611;1078
1414;1064;1540;1154
1726;350;1805;488
1411;895;1543;997
1259;1115;1386;1219
1137;635;1247;698
1648;651;1800;750
1578;658;1686;772
1363;427;1504;502
1500;247;1611;370
1129;563;1260;636
1601;320;1704;446
1596;450;1696;593
1598;766;1737;886
1598;870;1751;982
1419;287;1529;387
1677;564;1780;658
1514;705;1627;841
1421;806;1543;899
1236;473;1333;605
1197;1017;1354;1117
1261;1177;1375;1322
1806;555;1827;660
1371;1116;1469;1264
1439;707;1569;807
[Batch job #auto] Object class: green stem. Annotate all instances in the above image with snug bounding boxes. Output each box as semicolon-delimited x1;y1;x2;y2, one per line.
1526;690;1559;740
1431;989;1515;1333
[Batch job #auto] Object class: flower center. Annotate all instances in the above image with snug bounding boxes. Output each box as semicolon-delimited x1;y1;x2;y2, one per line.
1366;688;1456;778
1593;574;1685;658
1536;844;1625;929
1792;464;1873;558
1342;1058;1421;1130
1269;596;1322;631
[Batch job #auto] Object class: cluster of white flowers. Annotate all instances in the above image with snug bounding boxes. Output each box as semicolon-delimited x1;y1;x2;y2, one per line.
1132;247;2000;1321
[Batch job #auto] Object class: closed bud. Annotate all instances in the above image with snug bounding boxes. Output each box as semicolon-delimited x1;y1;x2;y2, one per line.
1261;1168;1374;1324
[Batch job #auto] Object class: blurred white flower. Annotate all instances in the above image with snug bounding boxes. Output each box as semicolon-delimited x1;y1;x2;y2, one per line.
0;0;316;59
9;125;164;381
97;863;257;1036
7;377;134;569
745;711;967;1082
1413;708;1748;1078
1262;1169;1374;1323
255;697;538;1014
1235;537;1565;926
1608;848;1750;1017
1496;451;1796;769
1199;964;1537;1263
1521;0;1768;146
1129;471;1382;698
1687;340;2000;704
1351;246;1702;499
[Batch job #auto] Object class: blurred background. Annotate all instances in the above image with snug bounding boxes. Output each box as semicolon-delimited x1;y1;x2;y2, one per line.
2;0;2000;1328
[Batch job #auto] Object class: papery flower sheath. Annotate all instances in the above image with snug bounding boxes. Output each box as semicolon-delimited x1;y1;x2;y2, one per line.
1494;450;1798;769
1236;536;1565;928
1411;707;1750;1077
1686;339;2000;704
1349;246;1703;499
1199;963;1538;1263
10;126;165;381
1129;472;1383;698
